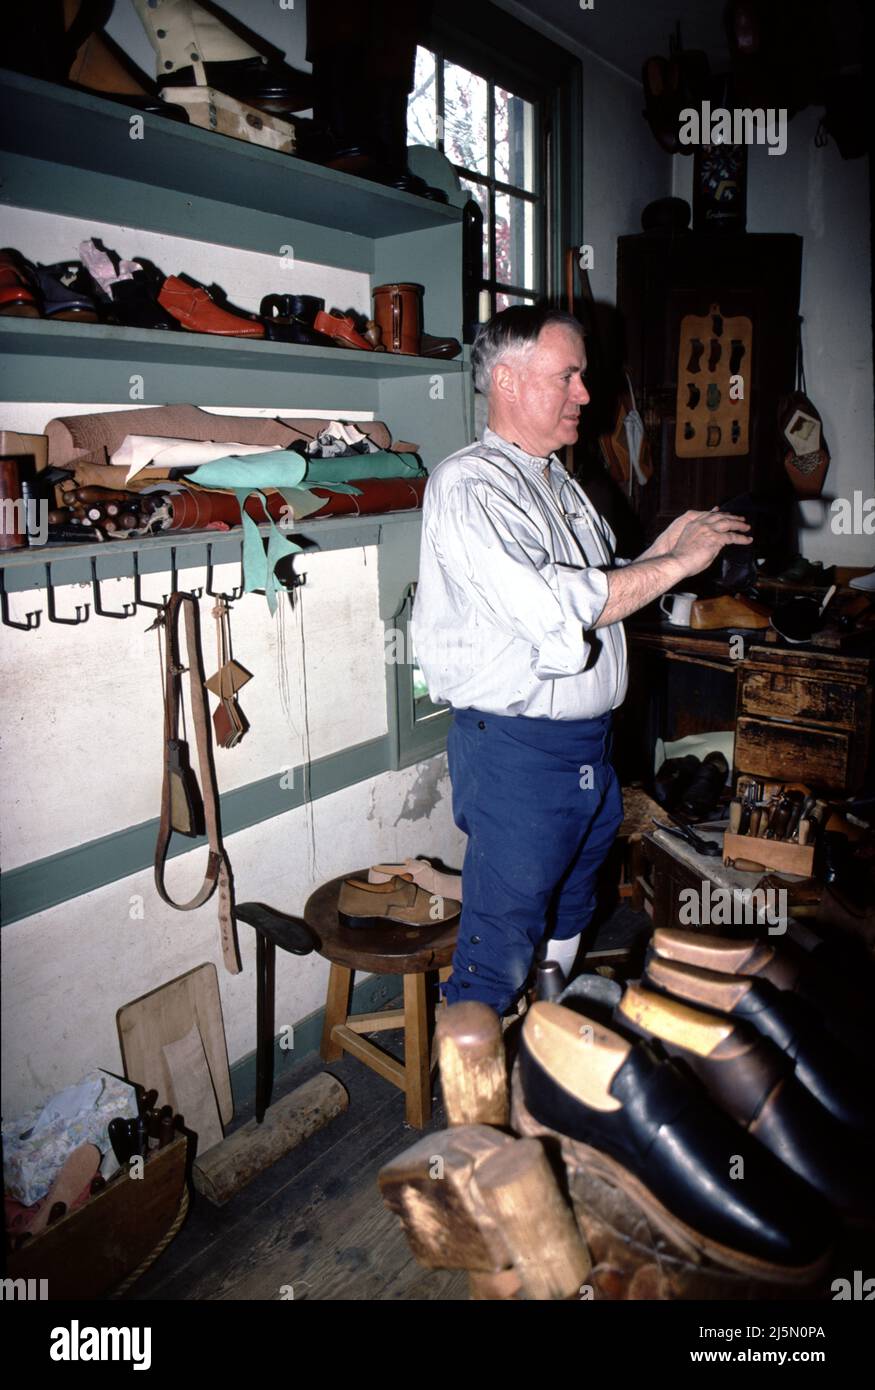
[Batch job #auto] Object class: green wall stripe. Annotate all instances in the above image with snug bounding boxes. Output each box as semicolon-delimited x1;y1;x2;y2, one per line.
0;734;391;927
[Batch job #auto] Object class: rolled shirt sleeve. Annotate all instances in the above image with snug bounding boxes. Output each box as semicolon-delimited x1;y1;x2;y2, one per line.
431;479;609;679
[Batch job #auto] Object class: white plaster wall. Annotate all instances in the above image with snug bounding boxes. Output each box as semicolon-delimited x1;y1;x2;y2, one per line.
0;758;464;1117
0;0;673;1117
672;113;874;566
581;59;671;304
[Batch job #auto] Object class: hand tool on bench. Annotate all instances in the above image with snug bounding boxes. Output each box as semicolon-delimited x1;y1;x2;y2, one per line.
653;816;722;856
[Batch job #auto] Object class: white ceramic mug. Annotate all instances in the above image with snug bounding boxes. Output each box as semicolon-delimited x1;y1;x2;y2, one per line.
659;591;697;625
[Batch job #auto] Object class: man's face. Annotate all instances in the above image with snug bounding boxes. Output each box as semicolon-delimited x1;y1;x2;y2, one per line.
495;323;590;457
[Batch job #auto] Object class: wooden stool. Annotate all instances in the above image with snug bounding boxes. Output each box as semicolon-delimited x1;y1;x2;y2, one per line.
304;870;459;1128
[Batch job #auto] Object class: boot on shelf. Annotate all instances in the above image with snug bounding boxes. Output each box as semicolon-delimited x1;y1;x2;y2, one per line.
132;0;313;115
5;0;191;122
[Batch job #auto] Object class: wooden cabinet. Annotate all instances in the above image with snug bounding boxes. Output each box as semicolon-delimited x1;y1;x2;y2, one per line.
616;233;802;546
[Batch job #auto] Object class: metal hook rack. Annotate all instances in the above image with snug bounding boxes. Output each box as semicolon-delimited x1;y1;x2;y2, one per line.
0;536;254;636
46;562;90;625
132;550;165;613
205;542;244;602
90;557;137;620
0;568;41;631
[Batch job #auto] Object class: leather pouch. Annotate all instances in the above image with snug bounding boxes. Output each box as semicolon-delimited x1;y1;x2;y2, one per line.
167;738;206;837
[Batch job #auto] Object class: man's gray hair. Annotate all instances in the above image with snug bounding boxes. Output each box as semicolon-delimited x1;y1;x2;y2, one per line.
471;305;583;395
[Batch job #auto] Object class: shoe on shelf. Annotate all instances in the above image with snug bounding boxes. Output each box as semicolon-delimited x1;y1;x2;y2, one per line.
369;858;463;901
260;293;335;347
313;310;374;351
0;249;41;317
643;953;875;1136
158;275;265;336
31;260;100;321
518;999;832;1268
101;260;181;331
338;874;460;930
616;981;874;1221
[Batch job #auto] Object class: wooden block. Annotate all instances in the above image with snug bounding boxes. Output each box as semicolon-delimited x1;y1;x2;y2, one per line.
193;1072;348;1206
5;1138;187;1300
161;86;296;153
436;1002;509;1127
379;1124;515;1274
117;964;232;1126
473;1138;591;1301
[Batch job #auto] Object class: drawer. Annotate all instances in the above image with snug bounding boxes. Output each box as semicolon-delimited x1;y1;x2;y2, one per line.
739;671;859;730
735;716;850;790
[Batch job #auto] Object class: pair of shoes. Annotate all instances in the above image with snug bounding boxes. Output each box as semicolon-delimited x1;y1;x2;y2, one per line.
158;275;264;336
519;995;833;1267
611;976;873;1224
0;249;98;321
644;940;875;1137
338;874;461;930
368;858;463;901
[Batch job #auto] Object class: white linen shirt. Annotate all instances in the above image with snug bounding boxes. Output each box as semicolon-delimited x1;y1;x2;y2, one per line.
411;427;629;720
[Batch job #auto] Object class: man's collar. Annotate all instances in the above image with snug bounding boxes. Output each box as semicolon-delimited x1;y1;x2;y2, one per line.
482;426;562;472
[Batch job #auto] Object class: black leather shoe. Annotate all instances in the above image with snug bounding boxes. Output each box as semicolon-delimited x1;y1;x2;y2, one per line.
519;1001;832;1268
645;954;875;1135
617;982;874;1221
679;750;729;820
653;753;700;810
32;261;99;321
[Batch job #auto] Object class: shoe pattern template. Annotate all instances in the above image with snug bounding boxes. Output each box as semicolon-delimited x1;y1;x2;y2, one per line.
675;303;752;457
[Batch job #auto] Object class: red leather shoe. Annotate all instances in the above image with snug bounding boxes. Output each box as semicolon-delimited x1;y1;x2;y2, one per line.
313;309;374;351
158;275;265;337
0;249;40;317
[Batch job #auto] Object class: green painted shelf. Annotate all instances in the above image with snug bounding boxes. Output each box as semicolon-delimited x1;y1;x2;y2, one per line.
0;68;461;248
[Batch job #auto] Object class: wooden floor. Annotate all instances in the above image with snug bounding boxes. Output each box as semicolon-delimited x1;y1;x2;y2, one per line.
128;908;650;1302
127;1030;468;1303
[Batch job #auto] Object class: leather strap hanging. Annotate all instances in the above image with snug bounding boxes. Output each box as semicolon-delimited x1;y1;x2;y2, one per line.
154;591;241;975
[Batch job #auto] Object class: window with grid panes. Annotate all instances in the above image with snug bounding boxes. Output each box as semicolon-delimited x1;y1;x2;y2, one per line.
408;46;543;317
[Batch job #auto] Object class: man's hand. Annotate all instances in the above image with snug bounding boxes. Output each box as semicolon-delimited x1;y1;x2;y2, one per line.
594;509;752;629
640;509;712;561
669;508;752;579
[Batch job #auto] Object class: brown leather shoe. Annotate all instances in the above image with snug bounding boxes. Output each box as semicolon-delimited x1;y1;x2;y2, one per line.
338;874;460;929
313;309;374;351
158;275;265;337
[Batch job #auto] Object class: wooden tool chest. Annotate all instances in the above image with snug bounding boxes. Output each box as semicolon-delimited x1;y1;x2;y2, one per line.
734;645;873;793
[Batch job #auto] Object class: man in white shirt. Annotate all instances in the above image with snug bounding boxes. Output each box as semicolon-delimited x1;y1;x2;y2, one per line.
413;305;751;1014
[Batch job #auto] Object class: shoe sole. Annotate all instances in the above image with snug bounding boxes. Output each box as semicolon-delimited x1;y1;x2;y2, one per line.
338;909;459;930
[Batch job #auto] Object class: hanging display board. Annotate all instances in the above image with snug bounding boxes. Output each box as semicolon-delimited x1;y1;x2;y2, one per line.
675;304;752;458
